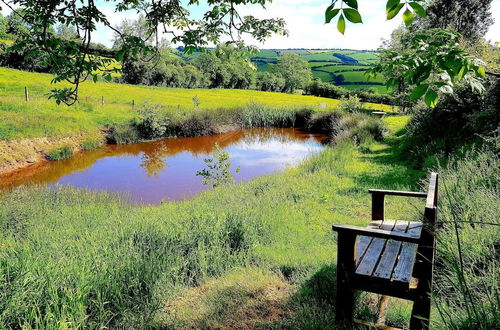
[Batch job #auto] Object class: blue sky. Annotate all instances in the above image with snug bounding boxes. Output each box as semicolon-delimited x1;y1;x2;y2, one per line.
2;0;500;49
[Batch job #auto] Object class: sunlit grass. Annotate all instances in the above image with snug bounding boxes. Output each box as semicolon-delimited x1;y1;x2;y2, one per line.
0;67;392;140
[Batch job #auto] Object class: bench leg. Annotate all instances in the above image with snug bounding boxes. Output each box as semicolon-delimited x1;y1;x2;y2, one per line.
376;295;389;325
335;233;356;326
336;269;354;325
410;296;430;330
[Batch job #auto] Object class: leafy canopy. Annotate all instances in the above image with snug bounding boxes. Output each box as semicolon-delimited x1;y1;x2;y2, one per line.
324;0;487;108
325;0;427;35
369;29;485;108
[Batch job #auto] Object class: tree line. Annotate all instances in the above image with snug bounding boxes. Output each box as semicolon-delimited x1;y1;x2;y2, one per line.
120;44;312;93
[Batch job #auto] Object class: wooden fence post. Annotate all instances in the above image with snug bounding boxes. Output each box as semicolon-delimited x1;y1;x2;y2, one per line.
132;99;135;108
101;96;104;105
25;87;29;102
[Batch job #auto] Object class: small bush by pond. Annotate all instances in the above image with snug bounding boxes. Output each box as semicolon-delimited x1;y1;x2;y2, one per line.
106;124;141;145
81;139;102;151
45;145;73;161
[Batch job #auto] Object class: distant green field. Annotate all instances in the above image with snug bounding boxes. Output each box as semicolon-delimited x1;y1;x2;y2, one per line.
171;48;385;92
312;71;334;82
339;71;383;83
300;53;343;61
307;62;341;68
255;49;279;57
251;49;385;92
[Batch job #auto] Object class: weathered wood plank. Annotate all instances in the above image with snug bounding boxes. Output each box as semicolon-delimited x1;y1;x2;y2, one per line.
336;232;356;324
355;221;382;267
332;225;420;243
391;242;417;283
369;189;428;198
426;172;438;209
392;222;422;283
407;221;423;238
355;220;396;276
373;220;409;279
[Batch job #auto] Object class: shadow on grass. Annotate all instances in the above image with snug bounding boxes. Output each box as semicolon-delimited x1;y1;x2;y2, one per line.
358;133;425;190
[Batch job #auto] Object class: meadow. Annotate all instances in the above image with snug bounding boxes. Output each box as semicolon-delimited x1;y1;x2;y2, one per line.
0;67;386;141
0;66;393;174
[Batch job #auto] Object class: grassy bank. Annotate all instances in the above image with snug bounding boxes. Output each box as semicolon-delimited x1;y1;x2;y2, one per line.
0;116;425;328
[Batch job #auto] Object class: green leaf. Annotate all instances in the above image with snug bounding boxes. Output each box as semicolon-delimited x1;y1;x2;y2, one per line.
325;6;340;24
343;8;362;23
343;0;358;9
410;84;429;100
477;66;485;78
104;74;112;82
386;0;400;12
409;2;426;17
402;9;414;26
93;75;98;83
424;89;439;108
337;14;346;34
457;65;467;80
387;3;404;19
385;78;398;90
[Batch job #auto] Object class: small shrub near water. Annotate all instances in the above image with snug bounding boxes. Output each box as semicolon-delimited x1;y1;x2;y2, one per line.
196;143;240;187
136;103;170;139
172;113;219;137
106;123;140;144
333;112;385;145
337;95;364;113
81;139;102;151
239;102;304;128
45;145;73;161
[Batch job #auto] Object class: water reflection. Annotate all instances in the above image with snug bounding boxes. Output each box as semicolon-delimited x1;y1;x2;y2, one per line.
0;128;327;203
140;146;168;177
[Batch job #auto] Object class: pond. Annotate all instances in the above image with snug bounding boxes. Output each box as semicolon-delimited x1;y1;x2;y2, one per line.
0;128;328;204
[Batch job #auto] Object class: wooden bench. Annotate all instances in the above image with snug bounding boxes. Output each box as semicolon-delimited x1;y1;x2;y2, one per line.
332;173;438;330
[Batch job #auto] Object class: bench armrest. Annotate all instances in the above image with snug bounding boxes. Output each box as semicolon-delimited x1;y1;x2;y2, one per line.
332;224;421;244
369;189;427;198
369;189;427;220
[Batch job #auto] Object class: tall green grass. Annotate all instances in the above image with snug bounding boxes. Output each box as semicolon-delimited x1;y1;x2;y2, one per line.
432;146;499;329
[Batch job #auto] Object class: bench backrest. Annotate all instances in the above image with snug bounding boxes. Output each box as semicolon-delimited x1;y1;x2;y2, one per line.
414;172;438;282
424;172;438;225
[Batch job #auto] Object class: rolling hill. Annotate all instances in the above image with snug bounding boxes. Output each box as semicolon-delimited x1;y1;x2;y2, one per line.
249;49;386;93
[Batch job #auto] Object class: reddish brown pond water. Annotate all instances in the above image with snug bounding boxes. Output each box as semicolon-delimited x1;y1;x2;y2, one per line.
0;128;327;204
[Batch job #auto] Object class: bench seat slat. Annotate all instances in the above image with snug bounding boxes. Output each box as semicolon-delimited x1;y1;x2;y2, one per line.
392;224;422;283
355;220;396;276
355;221;383;267
372;220;409;279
